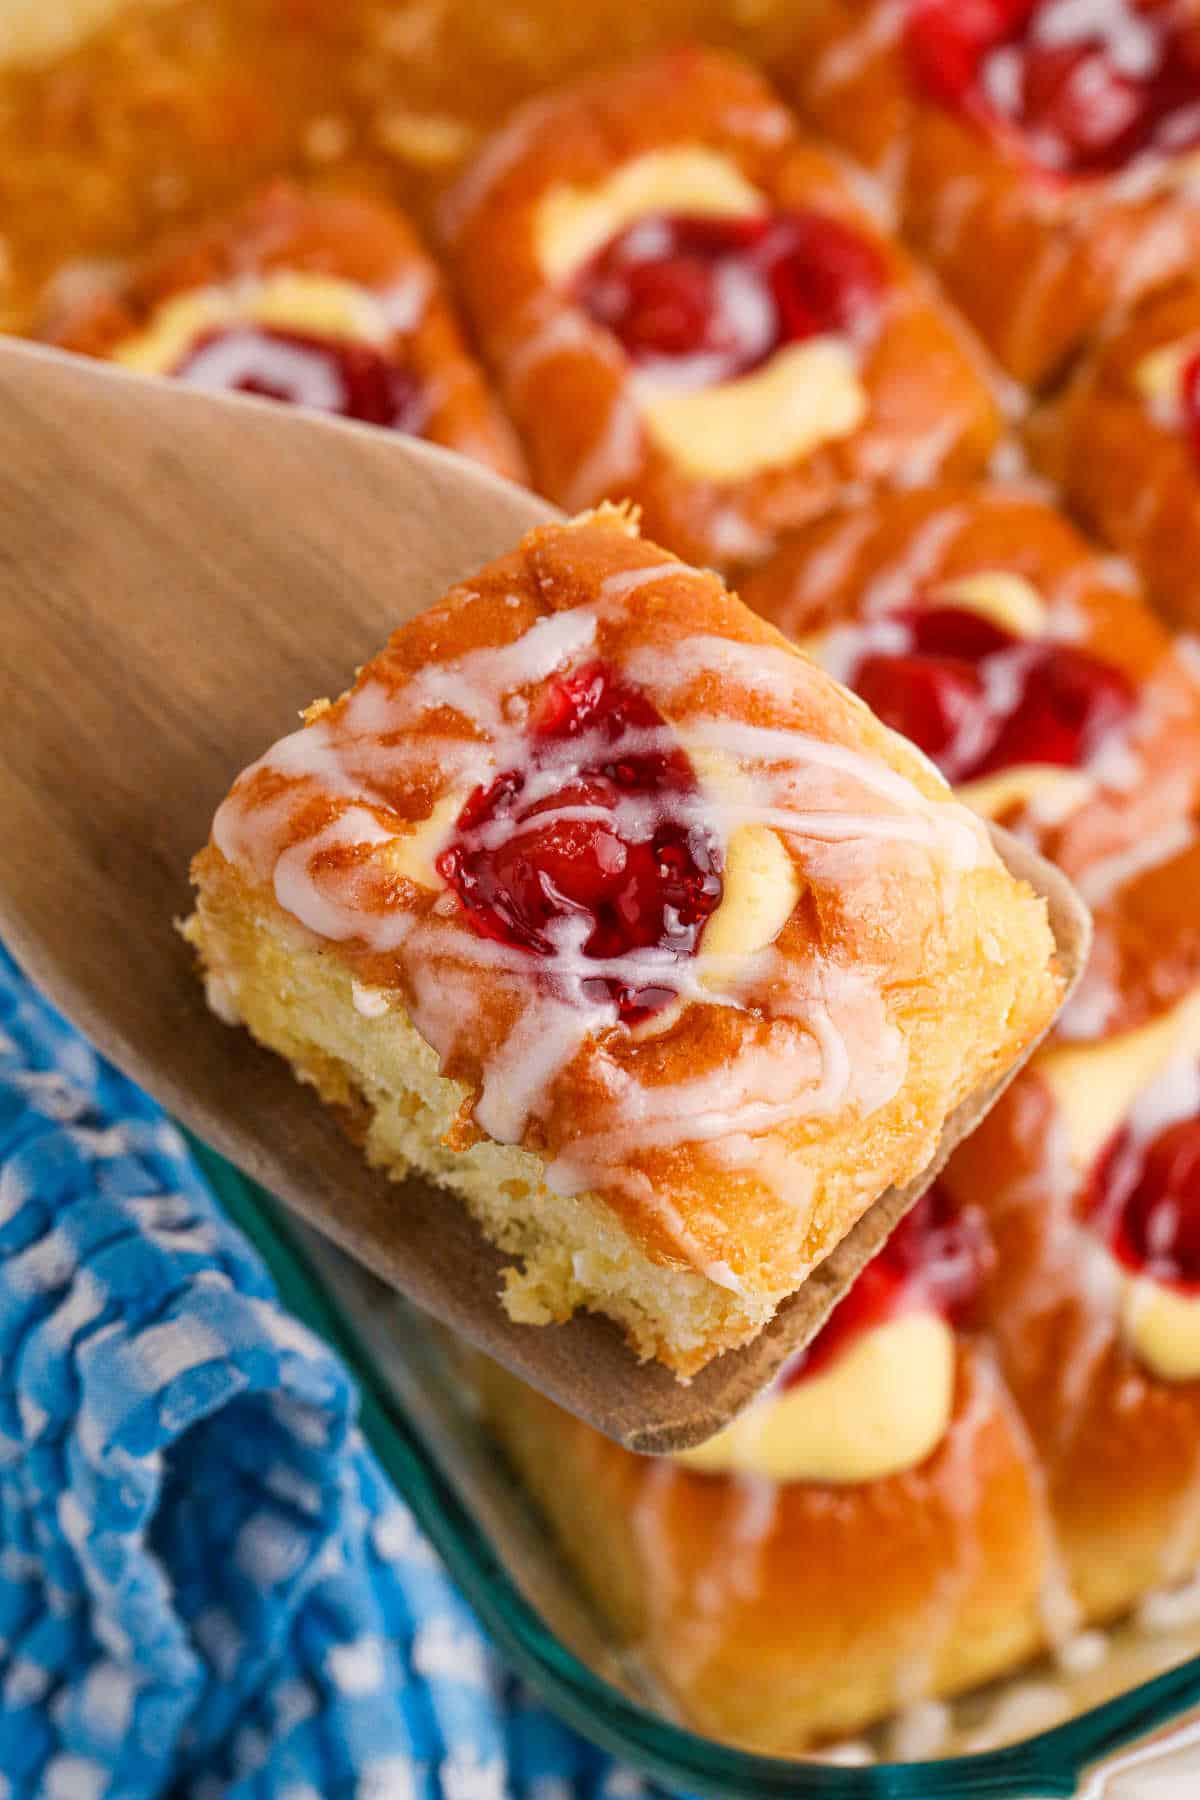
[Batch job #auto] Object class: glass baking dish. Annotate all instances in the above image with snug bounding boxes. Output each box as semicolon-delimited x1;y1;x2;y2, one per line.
191;1136;1200;1798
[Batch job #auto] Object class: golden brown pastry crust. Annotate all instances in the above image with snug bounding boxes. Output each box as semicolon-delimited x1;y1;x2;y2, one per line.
781;0;1200;386
481;1042;1200;1746
40;177;527;480
476;1342;1050;1750
743;482;1200;1040
443;47;1002;571
1075;837;1200;1039
1029;279;1200;632
191;511;1061;1345
944;1070;1200;1624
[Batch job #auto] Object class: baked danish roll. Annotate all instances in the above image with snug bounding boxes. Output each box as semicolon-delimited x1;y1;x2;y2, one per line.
442;47;1002;573
40;178;526;479
477;1184;1052;1750
942;972;1200;1626
742;481;1200;1038
1030;279;1200;631
186;509;1061;1375
782;0;1200;386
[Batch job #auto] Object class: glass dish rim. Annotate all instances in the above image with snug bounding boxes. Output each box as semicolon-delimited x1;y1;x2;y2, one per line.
190;1133;1200;1800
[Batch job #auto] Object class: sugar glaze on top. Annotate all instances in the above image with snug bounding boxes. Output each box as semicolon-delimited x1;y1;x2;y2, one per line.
211;540;994;1288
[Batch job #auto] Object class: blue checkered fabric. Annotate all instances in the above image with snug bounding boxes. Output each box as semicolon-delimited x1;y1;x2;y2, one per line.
0;945;644;1800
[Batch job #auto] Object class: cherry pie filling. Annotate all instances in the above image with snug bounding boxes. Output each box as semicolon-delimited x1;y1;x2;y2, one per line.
169;323;425;430
782;1184;993;1386
573;209;886;388
906;0;1200;178
1085;1096;1200;1292
437;661;724;1024
846;602;1135;786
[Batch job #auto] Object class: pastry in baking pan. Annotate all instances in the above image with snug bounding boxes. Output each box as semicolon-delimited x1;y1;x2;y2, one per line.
442;46;1003;573
480;939;1200;1748
742;481;1200;1040
1029;278;1200;631
942;979;1200;1627
782;0;1200;386
476;1183;1053;1750
185;508;1061;1376
40;177;526;479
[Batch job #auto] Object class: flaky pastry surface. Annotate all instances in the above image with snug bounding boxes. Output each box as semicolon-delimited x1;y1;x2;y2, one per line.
189;511;1061;1372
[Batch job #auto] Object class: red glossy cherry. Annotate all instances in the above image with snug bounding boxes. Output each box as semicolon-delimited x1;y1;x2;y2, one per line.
783;1184;993;1384
171;324;424;430
845;603;1134;785
437;661;723;1024
765;210;887;345
973;643;1135;775
853;651;989;773
1087;1111;1200;1291
905;0;1200;178
574;209;885;386
907;0;1032;104
906;603;1017;660
1019;42;1145;168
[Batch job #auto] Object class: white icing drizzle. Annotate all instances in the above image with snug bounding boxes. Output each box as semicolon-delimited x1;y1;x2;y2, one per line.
213;590;993;1282
439;89;565;242
810;0;904;111
718;101;793;147
859;505;969;618
178;333;351;407
1057;961;1121;1042
893;1355;1002;1714
636;1467;780;1689
597;562;686;599
1075;817;1197;909
560;388;645;512
504;305;627;390
377;268;434;335
788;510;878;610
701;501;774;566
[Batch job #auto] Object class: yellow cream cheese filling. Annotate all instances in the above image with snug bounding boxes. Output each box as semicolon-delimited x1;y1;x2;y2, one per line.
638;337;867;481
1122;1274;1200;1383
375;753;800;980
112;271;391;376
1134;334;1200;408
807;569;1101;821
1040;988;1200;1175
534;147;765;288
935;569;1048;637
1041;988;1200;1382
677;1310;956;1483
536;146;869;480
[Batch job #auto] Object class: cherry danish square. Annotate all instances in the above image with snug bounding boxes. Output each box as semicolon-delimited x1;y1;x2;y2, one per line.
1029;277;1200;631
943;981;1200;1633
41;177;526;479
476;1181;1052;1750
442;47;1003;574
186;508;1062;1376
742;480;1200;1043
784;0;1200;386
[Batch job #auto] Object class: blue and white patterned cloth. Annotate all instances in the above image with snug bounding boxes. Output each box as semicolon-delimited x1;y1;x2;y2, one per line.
0;944;644;1800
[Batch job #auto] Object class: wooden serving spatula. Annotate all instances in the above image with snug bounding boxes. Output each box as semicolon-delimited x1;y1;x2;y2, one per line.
0;339;1090;1452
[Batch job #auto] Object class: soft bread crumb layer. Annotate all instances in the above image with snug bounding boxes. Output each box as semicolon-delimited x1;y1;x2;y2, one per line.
183;879;781;1377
